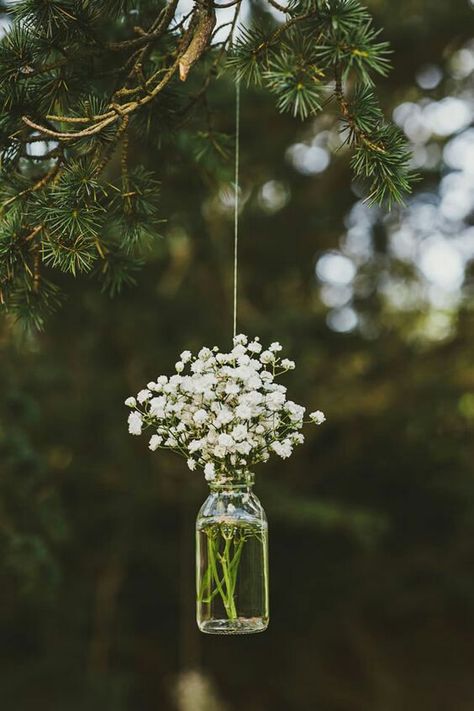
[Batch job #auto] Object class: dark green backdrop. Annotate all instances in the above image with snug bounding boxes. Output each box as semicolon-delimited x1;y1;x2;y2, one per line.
1;1;474;709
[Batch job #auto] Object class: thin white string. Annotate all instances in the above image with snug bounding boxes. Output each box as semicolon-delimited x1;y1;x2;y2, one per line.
233;80;240;340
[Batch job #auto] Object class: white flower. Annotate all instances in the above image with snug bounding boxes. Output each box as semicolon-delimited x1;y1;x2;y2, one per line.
233;334;248;345
271;440;292;458
235;403;252;420
285;400;305;421
193;409;208;425
232;344;247;358
191;360;205;374
215;408;233;426
187;458;197;471
128;411;143;435
260;350;274;364
180;350;192;362
218;433;234;450
232;424;248;441
125;396;136;407
225;382;239;396
281;359;295;370
198;347;212;360
213;445;226;458
265;391;286;411
310;410;326;425
270;341;283;352
235;441;251;455
175;361;185;373
189;439;203;453
137;389;152;404
149;434;162;451
244;391;263;405
248;340;262;353
204;462;216;481
235;365;253;381
149;396;166;418
247;375;262;390
206;430;218;445
227;503;236;514
157;376;168;385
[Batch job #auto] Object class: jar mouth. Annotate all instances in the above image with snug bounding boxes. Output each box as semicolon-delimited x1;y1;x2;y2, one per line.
210;483;252;492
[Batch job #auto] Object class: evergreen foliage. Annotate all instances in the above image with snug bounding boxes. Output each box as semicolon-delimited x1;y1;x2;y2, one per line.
0;0;415;329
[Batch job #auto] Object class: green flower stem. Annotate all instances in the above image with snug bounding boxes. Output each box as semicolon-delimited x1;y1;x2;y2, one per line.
207;534;235;618
198;525;249;620
219;537;238;619
230;538;244;597
198;555;213;602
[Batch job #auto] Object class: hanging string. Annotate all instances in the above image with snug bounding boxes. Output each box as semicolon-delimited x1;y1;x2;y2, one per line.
233;80;240;340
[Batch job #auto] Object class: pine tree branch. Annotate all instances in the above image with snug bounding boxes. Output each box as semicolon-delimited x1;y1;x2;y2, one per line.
334;60;383;151
22;113;120;140
213;0;241;8
0;161;62;213
18;2;314;143
94;115;130;177
267;0;290;13
269;8;320;45
25;225;43;243
107;0;181;51
20;4;206;140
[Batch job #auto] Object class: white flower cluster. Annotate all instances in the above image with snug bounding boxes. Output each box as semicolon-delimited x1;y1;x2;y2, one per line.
126;335;325;483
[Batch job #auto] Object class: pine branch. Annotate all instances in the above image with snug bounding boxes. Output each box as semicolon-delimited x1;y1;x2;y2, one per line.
334;70;414;207
229;0;414;205
0;0;416;330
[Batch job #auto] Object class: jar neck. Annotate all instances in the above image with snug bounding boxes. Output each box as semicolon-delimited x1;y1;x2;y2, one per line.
209;472;254;492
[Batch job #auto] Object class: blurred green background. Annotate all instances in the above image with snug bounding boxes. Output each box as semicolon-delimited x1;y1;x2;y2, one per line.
1;1;474;709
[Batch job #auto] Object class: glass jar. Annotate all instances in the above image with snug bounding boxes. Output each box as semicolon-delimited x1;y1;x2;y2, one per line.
196;476;269;635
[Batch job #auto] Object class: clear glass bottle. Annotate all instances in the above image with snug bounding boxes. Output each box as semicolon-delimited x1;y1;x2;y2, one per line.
196;476;269;635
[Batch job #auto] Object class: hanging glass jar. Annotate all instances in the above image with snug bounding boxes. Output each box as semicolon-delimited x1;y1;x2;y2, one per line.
196;474;269;634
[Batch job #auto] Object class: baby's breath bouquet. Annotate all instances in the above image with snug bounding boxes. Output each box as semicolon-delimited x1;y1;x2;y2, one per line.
125;334;325;634
126;334;325;481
